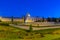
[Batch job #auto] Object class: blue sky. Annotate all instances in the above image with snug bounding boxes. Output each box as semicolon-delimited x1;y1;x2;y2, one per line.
0;0;60;18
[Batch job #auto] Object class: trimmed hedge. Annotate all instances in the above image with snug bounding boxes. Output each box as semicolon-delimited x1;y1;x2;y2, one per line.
0;23;9;26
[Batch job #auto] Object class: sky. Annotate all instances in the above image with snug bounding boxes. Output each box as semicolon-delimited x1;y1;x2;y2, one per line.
0;0;60;18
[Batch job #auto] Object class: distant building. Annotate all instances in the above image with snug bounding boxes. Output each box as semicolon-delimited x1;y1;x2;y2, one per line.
0;16;24;22
25;13;34;23
0;13;44;23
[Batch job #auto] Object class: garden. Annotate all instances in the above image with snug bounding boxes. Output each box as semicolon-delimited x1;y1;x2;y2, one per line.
0;22;60;40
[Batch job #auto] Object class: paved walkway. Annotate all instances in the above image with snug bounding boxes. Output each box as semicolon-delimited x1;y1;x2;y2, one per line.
9;24;60;30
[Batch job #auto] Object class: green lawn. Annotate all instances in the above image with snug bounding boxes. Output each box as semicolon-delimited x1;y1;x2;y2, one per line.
0;25;27;40
0;22;60;40
25;34;60;40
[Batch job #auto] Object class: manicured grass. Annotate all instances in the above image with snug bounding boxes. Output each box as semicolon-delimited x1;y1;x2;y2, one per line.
19;34;60;40
33;28;60;34
53;38;60;40
34;34;60;40
1;22;60;40
0;25;27;40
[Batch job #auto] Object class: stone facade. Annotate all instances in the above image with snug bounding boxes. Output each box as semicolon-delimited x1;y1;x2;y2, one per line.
0;13;44;23
0;17;24;22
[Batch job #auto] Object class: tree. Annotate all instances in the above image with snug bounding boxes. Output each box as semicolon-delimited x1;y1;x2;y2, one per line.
47;17;51;22
29;25;33;32
11;16;14;24
59;18;60;22
0;20;1;22
52;18;56;22
22;16;25;23
42;17;44;22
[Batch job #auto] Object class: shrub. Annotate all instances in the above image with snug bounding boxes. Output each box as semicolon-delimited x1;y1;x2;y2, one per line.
53;38;60;40
0;20;2;22
40;33;45;37
0;23;9;26
29;25;33;32
11;16;14;24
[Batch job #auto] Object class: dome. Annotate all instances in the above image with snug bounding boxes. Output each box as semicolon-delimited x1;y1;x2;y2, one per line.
27;13;30;17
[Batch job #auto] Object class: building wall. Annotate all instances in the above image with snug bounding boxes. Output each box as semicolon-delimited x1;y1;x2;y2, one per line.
1;18;11;22
0;17;24;22
13;19;24;22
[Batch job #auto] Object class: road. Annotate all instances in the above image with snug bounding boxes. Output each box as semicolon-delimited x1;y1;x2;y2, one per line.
9;24;60;30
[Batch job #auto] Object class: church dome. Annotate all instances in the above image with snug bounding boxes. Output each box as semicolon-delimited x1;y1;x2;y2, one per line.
26;13;30;17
